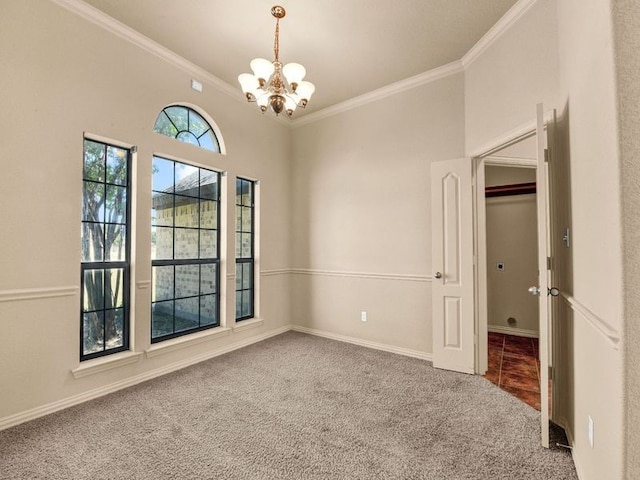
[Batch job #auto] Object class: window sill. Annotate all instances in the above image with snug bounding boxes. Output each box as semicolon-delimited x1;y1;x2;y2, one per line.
232;317;264;333
72;351;143;379
145;327;231;358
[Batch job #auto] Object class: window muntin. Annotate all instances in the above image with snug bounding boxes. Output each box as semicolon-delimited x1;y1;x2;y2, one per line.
235;178;255;321
81;139;131;360
153;106;220;152
151;156;220;342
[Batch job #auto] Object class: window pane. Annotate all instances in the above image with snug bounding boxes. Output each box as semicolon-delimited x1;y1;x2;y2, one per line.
235;234;242;258
241;207;252;232
175;297;199;332
105;308;124;349
200;295;216;325
83;269;104;312
83;181;105;222
175;229;199;259
165;106;188;131
189;111;209;137
200;171;218;200
104;268;124;309
241;233;252;258
176;265;199;298
83;140;105;182
83;311;104;355
105;225;126;261
152;157;174;193
82;222;103;262
105;185;127;226
200;200;217;229
235;263;243;291
174;164;199;195
152;194;174;226
235;293;242;319
153;266;174;302
152;301;174;338
174;196;199;227
199;131;217;152
153;111;179;138
106;146;127;185
242;292;252;317
242;263;252;289
200;230;217;259
152;226;174;260
201;264;216;294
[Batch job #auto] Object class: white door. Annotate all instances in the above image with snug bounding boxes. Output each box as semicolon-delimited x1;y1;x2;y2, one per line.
431;158;475;374
533;103;553;448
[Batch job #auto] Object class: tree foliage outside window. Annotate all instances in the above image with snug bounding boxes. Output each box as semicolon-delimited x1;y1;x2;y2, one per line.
153;105;220;152
81;139;130;360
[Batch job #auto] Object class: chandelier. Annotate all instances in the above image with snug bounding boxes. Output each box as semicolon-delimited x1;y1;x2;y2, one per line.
238;5;315;118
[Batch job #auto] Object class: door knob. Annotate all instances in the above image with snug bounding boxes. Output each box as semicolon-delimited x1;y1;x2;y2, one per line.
434;272;442;279
548;287;560;297
528;286;541;296
529;286;560;296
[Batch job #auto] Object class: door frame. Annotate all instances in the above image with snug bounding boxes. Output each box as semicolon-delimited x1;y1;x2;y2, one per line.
471;122;538;375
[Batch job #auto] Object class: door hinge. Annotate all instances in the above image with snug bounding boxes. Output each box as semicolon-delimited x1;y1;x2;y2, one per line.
544;148;550;163
548;365;553;380
547;256;552;270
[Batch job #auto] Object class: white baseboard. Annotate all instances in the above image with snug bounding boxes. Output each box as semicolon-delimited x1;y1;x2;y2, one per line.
291;325;433;362
0;325;292;432
488;325;539;338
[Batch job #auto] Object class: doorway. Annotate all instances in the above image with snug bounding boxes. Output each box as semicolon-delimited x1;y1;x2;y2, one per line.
482;161;540;410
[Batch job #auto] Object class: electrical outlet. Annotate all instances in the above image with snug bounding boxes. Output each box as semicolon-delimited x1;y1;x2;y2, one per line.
361;311;367;322
588;416;594;448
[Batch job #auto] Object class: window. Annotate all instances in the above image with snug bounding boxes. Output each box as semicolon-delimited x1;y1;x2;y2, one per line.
81;139;131;361
153;105;220;152
151;156;220;342
235;178;255;321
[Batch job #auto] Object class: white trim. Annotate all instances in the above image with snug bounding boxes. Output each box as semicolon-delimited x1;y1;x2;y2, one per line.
261;268;291;276
469;120;537;158
462;0;538;67
484;156;537;168
292;325;433;362
232;317;264;333
0;286;78;303
290;268;431;282
291;61;464;128
145;327;232;358
562;294;621;349
488;325;539;338
71;351;143;379
0;326;291;432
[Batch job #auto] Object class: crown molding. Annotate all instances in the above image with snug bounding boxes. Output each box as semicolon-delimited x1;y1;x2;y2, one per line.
52;0;538;129
462;0;538;68
50;0;241;100
291;61;464;128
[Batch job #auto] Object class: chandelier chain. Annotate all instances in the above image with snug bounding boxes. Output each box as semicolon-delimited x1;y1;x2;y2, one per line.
274;18;280;62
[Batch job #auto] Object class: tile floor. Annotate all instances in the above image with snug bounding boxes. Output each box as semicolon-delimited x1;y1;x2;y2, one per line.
484;332;541;410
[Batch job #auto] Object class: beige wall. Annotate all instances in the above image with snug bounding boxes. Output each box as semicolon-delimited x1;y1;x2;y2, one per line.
485;166;538;335
464;0;561;155
555;1;624;478
611;0;640;477
0;1;292;423
291;73;465;354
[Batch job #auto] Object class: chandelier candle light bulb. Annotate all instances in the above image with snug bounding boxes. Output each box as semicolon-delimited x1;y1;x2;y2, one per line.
238;5;315;117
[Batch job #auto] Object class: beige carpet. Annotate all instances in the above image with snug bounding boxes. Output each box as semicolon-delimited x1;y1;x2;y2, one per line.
0;331;577;479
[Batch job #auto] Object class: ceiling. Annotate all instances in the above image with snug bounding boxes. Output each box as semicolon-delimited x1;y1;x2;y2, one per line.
80;0;518;117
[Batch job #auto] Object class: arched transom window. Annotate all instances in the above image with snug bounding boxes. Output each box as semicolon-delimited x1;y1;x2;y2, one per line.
153;105;220;152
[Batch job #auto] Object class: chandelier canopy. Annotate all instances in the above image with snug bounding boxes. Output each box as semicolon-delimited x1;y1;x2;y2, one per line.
238;5;315;118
